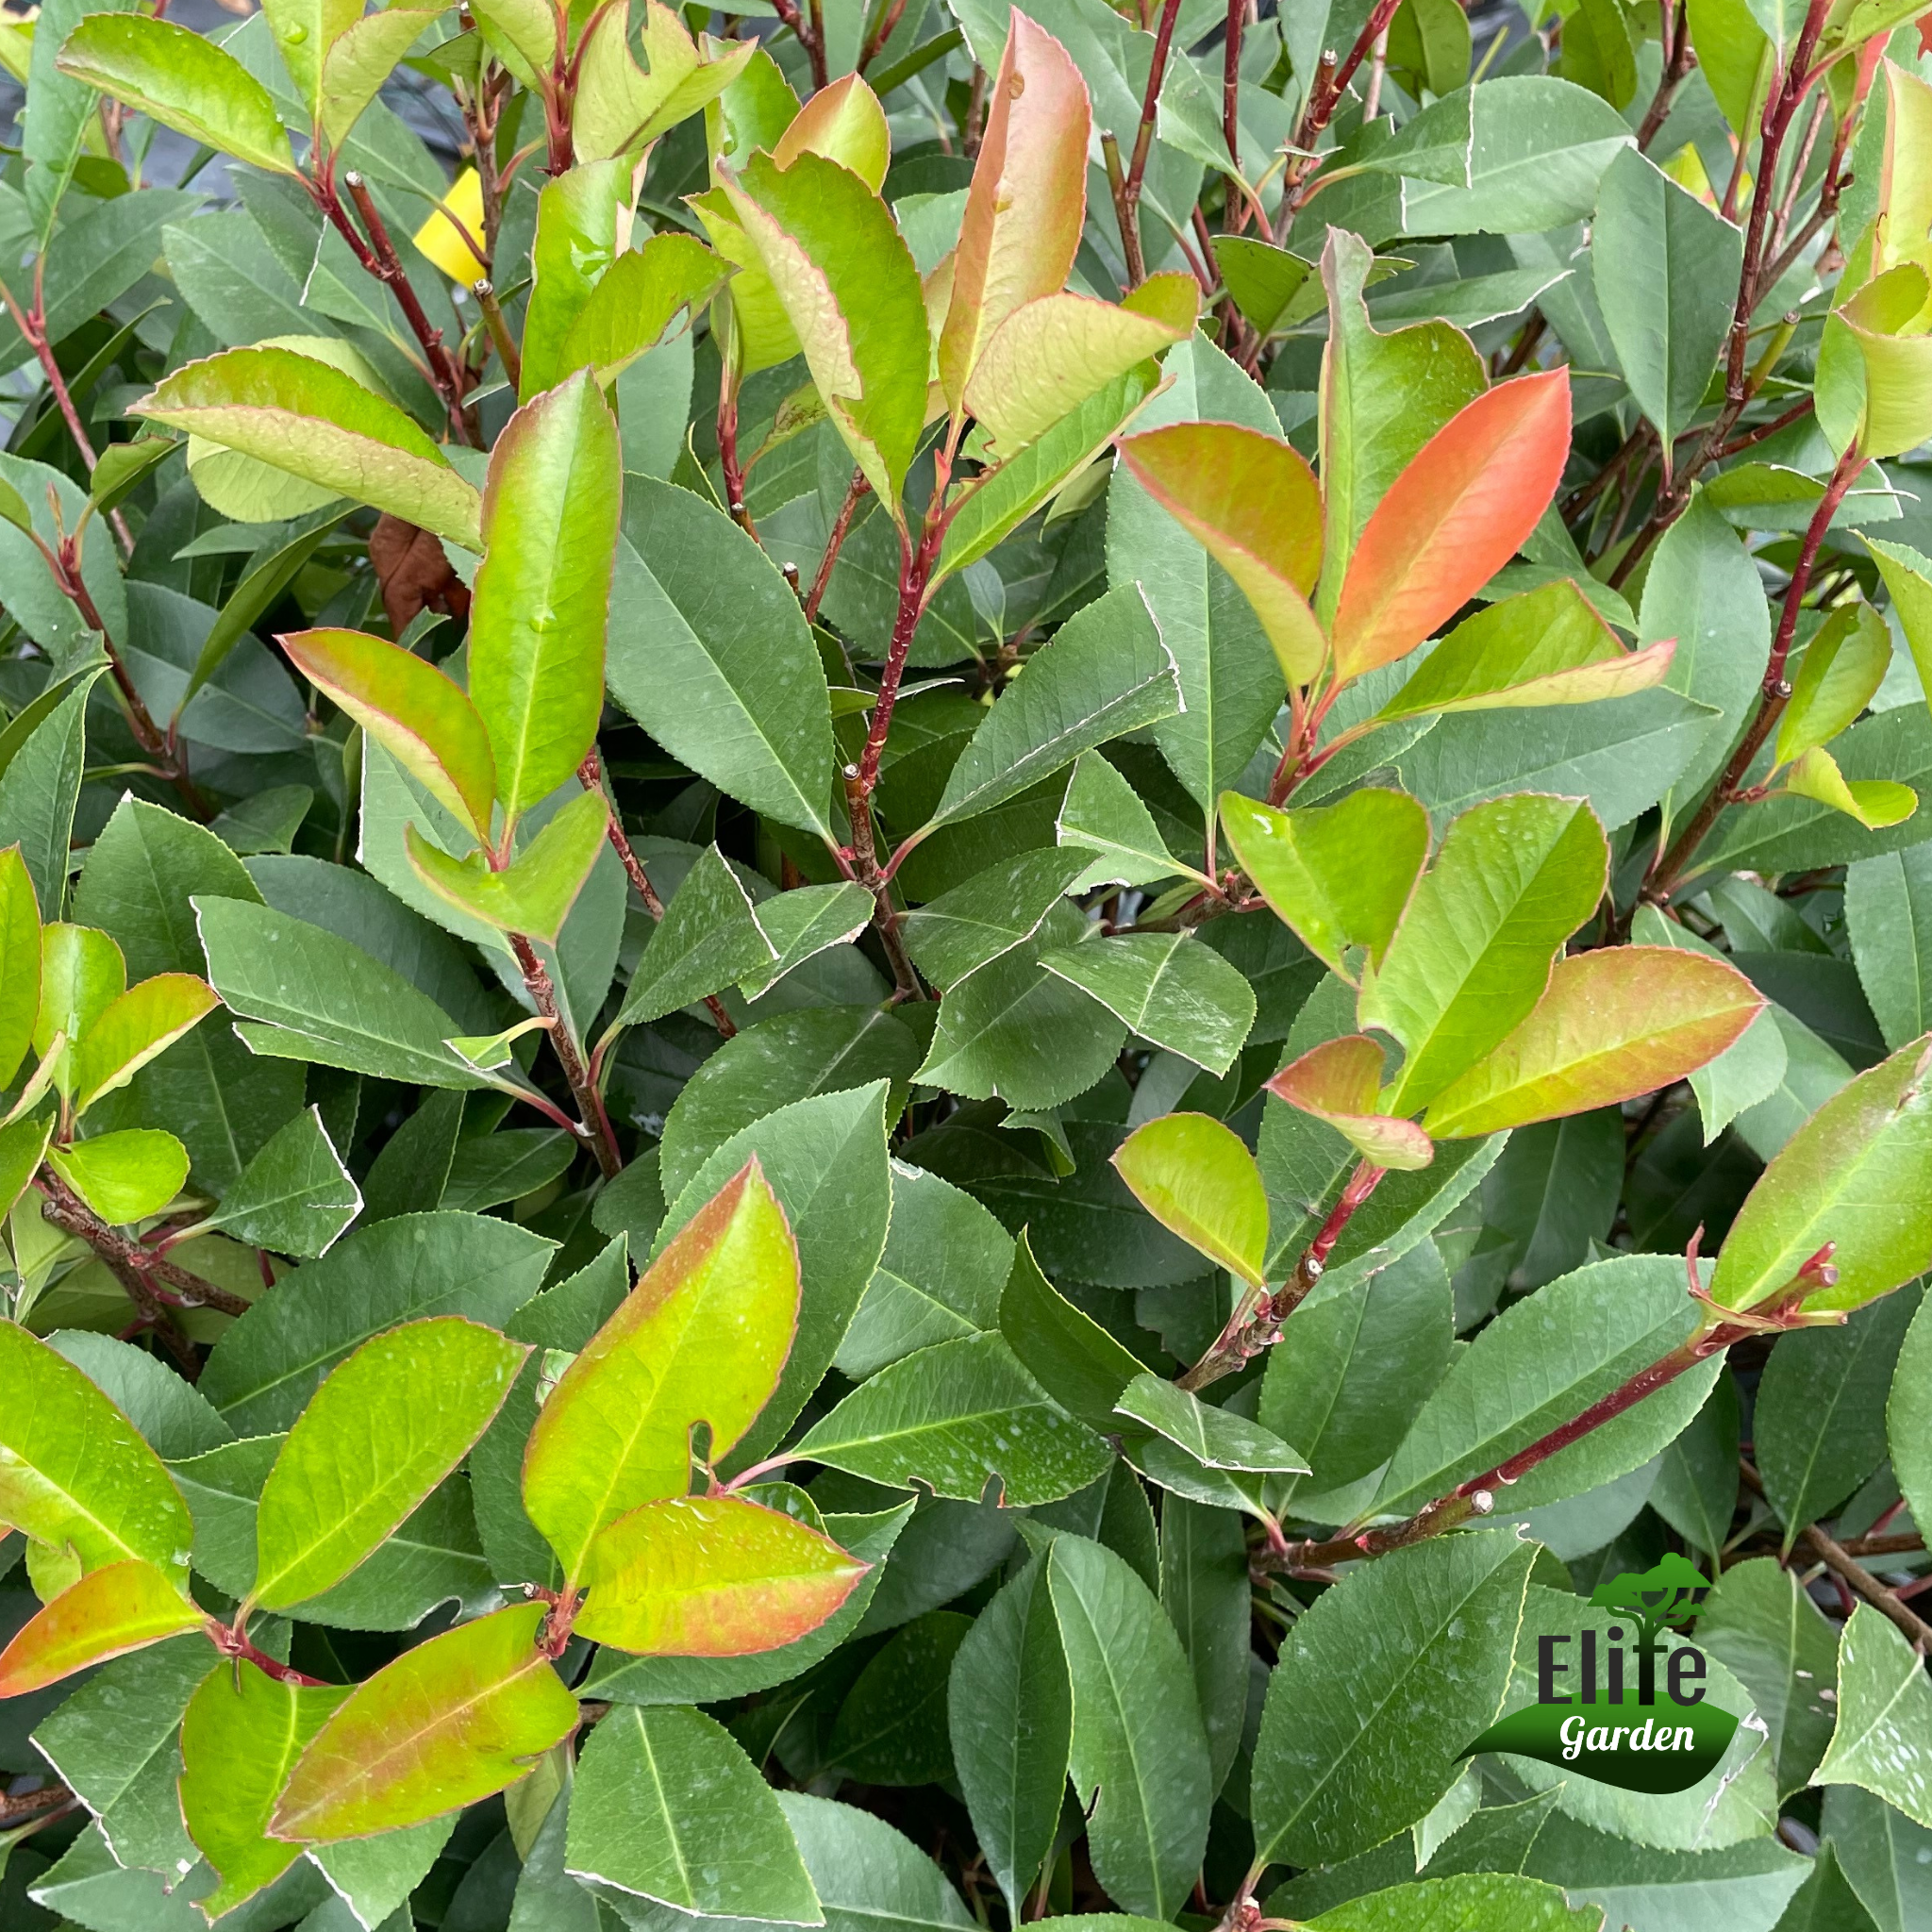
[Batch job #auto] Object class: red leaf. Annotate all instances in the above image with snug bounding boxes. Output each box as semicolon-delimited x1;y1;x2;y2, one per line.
1330;369;1572;680
0;1560;205;1697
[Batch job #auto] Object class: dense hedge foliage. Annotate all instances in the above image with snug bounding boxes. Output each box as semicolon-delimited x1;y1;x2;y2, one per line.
5;0;1932;1924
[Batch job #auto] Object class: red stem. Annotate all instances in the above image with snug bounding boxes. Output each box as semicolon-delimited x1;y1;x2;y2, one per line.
508;933;625;1177
806;469;871;624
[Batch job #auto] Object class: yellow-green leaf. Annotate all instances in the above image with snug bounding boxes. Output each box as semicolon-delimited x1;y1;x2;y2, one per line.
1781;744;1919;829
574;0;756;162
271;1603;579;1840
0;1558;201;1696
1422;946;1765;1138
132;348;483;551
772;72;890;189
0;844;42;1091
35;920;125;1084
521;159;629;402
1111;1112;1269;1287
560;233;726;391
1115;421;1326;684
71;972;218;1115
319;5;444;145
1838;264;1932;458
522;1158;799;1584
575;1493;869;1654
279;626;497;842
406;788;608;942
48;1128;189;1224
56;14;297;175
469;371;621;824
1265;1034;1434;1170
250;1317;527;1613
1220;787;1428;981
1774;602;1892;764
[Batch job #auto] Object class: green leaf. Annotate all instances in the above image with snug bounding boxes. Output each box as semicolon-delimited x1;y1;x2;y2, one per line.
132;348;483;550
996;1228;1146;1431
1303;1874;1601;1931
1251;1527;1537;1869
1116;1373;1307;1474
1363;793;1608;1113
608;479;835;839
56;13;296;174
524;1160;795;1582
0;1319;192;1585
71;972;219;1116
1372;1253;1720;1517
947;1557;1072;1919
720;151;928;507
1890;1289;1932;1547
1041;932;1257;1078
1710;1037;1932;1313
0;1558;202;1697
1696;1556;1840;1799
310;1816;457;1927
573;1492;870;1654
198;1209;553;1434
1777;603;1893;767
574;2;757;160
408;789;610;942
925;585;1182;830
194;894;484;1091
1815;1606;1932;1828
1220;787;1430;982
1378;581;1674;721
1211;235;1314;337
249;1316;524;1612
1266;1032;1435;1170
1591;146;1743;452
0;677;96;924
1421;946;1764;1138
179;1659;343;1917
1848;846;1932;1052
903;848;1092;990
1057;752;1195;892
48;1128;189;1224
196;1106;359;1257
1781;745;1917;833
1046;1530;1211;1921
828;1608;974;1784
522;160;629;402
272;1602;580;1840
560;232;727;392
566;1704;823;1921
258;0;357;117
470;372;621;824
0;845;42;1091
795;1332;1112;1505
615;844;776;1030
1111;1111;1269;1287
278;626;496;844
318;4;444;144
1756;1290;1920;1545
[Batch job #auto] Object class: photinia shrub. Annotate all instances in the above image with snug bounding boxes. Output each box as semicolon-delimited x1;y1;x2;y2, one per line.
1;0;1932;1923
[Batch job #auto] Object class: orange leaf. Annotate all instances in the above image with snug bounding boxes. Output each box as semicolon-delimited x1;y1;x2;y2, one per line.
1115;420;1326;684
938;9;1091;411
270;1603;578;1841
1330;369;1572;681
1423;946;1764;1139
1265;1035;1434;1171
575;1494;869;1656
0;1559;204;1696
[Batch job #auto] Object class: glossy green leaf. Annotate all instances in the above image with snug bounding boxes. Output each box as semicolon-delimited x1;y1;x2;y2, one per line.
1111;1111;1269;1286
1220;788;1429;981
795;1332;1111;1505
1040;931;1257;1077
470;372;621;824
36;919;125;1081
926;584;1182;830
408;789;609;941
249;1317;525;1612
1251;1526;1538;1869
71;972;218;1115
318;4;444;144
1363;793;1608;1113
1058;751;1194;891
1379;580;1674;721
48;1127;189;1224
903;847;1092;990
179;1660;345;1916
566;1703;823;1920
0;1558;201;1696
560;232;727;392
272;1601;579;1840
1303;1874;1601;1930
1046;1530;1210;1919
574;0;756;160
1781;745;1918;832
1422;946;1764;1137
0;844;42;1091
521;160;628;402
1815;1605;1932;1827
1710;1036;1932;1312
1890;1289;1932;1543
523;1159;798;1582
56;13;296;174
196;1106;360;1258
278;627;496;843
132;348;483;551
1777;603;1893;767
614;843;776;1030
573;1493;869;1654
1115;1373;1306;1473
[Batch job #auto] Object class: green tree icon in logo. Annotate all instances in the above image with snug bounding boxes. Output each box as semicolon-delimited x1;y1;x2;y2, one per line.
1590;1551;1710;1704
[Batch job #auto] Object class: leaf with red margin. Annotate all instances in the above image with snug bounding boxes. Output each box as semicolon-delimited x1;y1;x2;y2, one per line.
0;1559;203;1696
1111;1111;1269;1287
522;1158;800;1585
1330;369;1573;680
280;628;497;842
1423;947;1764;1139
270;1602;578;1841
1114;421;1326;684
575;1494;869;1655
938;9;1091;412
1266;1036;1435;1171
